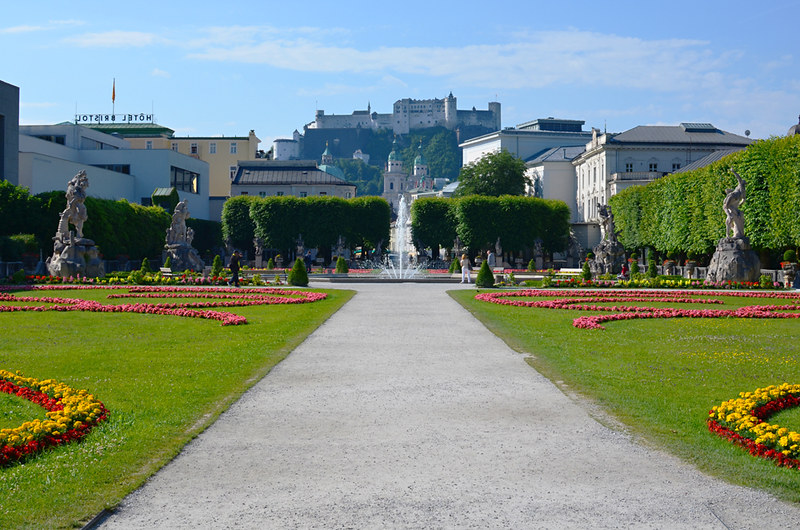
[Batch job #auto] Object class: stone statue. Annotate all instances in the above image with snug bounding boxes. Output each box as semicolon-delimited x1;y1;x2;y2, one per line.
706;169;760;283
163;200;205;272
723;170;746;239
57;170;89;239
47;171;104;278
253;237;263;256
296;234;305;257
598;204;616;242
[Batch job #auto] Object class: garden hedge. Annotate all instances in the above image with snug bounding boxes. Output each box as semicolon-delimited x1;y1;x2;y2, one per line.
610;135;800;263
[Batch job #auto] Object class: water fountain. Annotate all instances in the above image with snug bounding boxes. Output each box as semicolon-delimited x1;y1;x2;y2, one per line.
380;195;424;279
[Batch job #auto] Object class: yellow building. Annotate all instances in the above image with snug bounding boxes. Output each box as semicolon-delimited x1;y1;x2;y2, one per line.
87;123;261;220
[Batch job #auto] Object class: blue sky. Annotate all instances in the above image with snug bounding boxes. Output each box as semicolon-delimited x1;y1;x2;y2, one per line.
2;0;798;147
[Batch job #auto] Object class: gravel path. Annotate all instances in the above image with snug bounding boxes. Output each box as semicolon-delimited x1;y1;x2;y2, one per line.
100;282;800;529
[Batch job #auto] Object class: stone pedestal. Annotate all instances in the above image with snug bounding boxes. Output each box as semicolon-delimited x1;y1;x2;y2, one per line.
47;237;104;278
590;239;626;276
705;237;760;284
163;244;205;273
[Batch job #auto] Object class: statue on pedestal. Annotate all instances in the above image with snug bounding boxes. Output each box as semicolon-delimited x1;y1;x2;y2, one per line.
163;200;205;272
46;170;104;278
590;204;626;276
706;169;760;283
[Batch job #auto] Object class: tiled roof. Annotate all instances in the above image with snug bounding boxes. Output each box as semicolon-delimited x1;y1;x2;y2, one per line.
526;145;585;163
609;125;751;146
233;160;351;186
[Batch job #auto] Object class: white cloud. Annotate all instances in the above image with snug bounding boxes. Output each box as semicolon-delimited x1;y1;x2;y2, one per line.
65;31;166;48
0;25;48;34
151;68;171;78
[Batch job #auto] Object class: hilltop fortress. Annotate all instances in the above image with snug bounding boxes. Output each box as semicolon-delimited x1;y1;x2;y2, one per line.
306;93;501;135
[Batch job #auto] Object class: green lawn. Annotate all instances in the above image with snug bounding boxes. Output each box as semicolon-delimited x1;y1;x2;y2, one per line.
0;287;353;529
450;288;800;502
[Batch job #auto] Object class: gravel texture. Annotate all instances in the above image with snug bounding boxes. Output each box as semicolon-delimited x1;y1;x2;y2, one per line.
99;282;800;529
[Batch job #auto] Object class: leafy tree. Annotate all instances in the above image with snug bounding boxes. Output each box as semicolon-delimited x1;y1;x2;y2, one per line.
212;255;223;277
454;149;530;197
334;159;383;196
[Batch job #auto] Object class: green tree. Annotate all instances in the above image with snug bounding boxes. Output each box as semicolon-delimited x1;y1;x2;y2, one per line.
454;149;530;197
221;196;257;252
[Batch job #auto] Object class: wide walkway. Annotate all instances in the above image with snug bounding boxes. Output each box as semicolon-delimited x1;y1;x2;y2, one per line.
101;282;800;529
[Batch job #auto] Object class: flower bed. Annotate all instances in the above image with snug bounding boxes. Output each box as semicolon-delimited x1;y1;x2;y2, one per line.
0;286;328;326
708;384;800;469
1;369;108;466
475;289;800;330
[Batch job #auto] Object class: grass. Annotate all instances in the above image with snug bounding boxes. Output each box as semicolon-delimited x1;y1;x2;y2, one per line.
0;286;353;529
450;288;800;503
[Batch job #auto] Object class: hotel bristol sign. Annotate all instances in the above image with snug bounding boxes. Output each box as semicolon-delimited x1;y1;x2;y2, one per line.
75;113;154;124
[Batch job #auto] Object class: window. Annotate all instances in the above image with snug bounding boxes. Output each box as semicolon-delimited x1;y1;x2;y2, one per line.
146;140;153;150
649;162;658;172
259;191;266;198
240;192;248;195
319;191;327;196
625;163;633;173
230;166;237;180
170;166;199;194
276;191;284;196
209;142;216;154
672;163;681;171
230;142;238;154
390;182;394;190
190;143;198;155
346;192;352;198
171;142;178;151
300;191;308;198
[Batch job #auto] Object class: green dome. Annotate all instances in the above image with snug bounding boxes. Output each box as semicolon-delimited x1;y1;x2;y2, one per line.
388;138;399;162
414;142;426;165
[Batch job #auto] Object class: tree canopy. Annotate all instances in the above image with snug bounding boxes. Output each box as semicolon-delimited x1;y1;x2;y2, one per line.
454;149;530;197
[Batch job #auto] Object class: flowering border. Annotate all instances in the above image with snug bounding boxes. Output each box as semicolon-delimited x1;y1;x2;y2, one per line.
474;289;800;330
0;286;328;326
1;369;108;466
708;384;800;470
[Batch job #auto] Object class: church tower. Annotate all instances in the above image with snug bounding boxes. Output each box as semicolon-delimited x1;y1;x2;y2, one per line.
412;140;431;190
321;141;333;165
382;138;407;214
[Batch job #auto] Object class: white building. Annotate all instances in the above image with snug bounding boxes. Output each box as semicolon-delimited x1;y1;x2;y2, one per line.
460;118;593;166
0;80;19;184
230;154;356;199
18;123;210;219
525;145;586;223
573;123;752;225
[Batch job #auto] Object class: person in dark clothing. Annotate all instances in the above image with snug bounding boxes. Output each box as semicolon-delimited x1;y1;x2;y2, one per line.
229;250;241;287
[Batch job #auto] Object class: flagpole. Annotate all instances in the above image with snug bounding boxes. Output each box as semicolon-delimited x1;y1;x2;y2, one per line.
112;78;116;116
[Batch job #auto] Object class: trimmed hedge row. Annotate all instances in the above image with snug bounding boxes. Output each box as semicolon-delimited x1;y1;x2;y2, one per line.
410;195;571;256
223;196;391;258
610;135;800;260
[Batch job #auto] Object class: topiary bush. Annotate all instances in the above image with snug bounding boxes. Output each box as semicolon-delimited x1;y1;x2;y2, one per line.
140;257;152;273
475;260;494;288
163;255;172;269
266;257;275;270
527;259;536;272
449;257;461;273
211;255;223;277
784;249;797;263
581;259;592;281
287;257;309;286
647;258;658;278
335;256;349;274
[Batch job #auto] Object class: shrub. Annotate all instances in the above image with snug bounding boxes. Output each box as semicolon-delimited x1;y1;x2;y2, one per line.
128;270;145;285
163;255;172;269
211;255;223;277
784;250;797;263
630;258;640;275
287;257;309;286
759;274;773;289
449;257;461;273
335;256;349;274
266;257;275;270
11;269;27;284
581;259;592;281
140;257;152;273
647;258;658;278
475;260;494;288
527;259;535;272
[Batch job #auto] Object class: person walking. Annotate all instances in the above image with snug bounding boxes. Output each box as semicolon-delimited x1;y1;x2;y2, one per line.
228;250;241;287
460;253;471;284
487;249;496;269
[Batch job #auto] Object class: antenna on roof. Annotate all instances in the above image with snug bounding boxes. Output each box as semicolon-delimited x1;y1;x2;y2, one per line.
604;120;606;134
